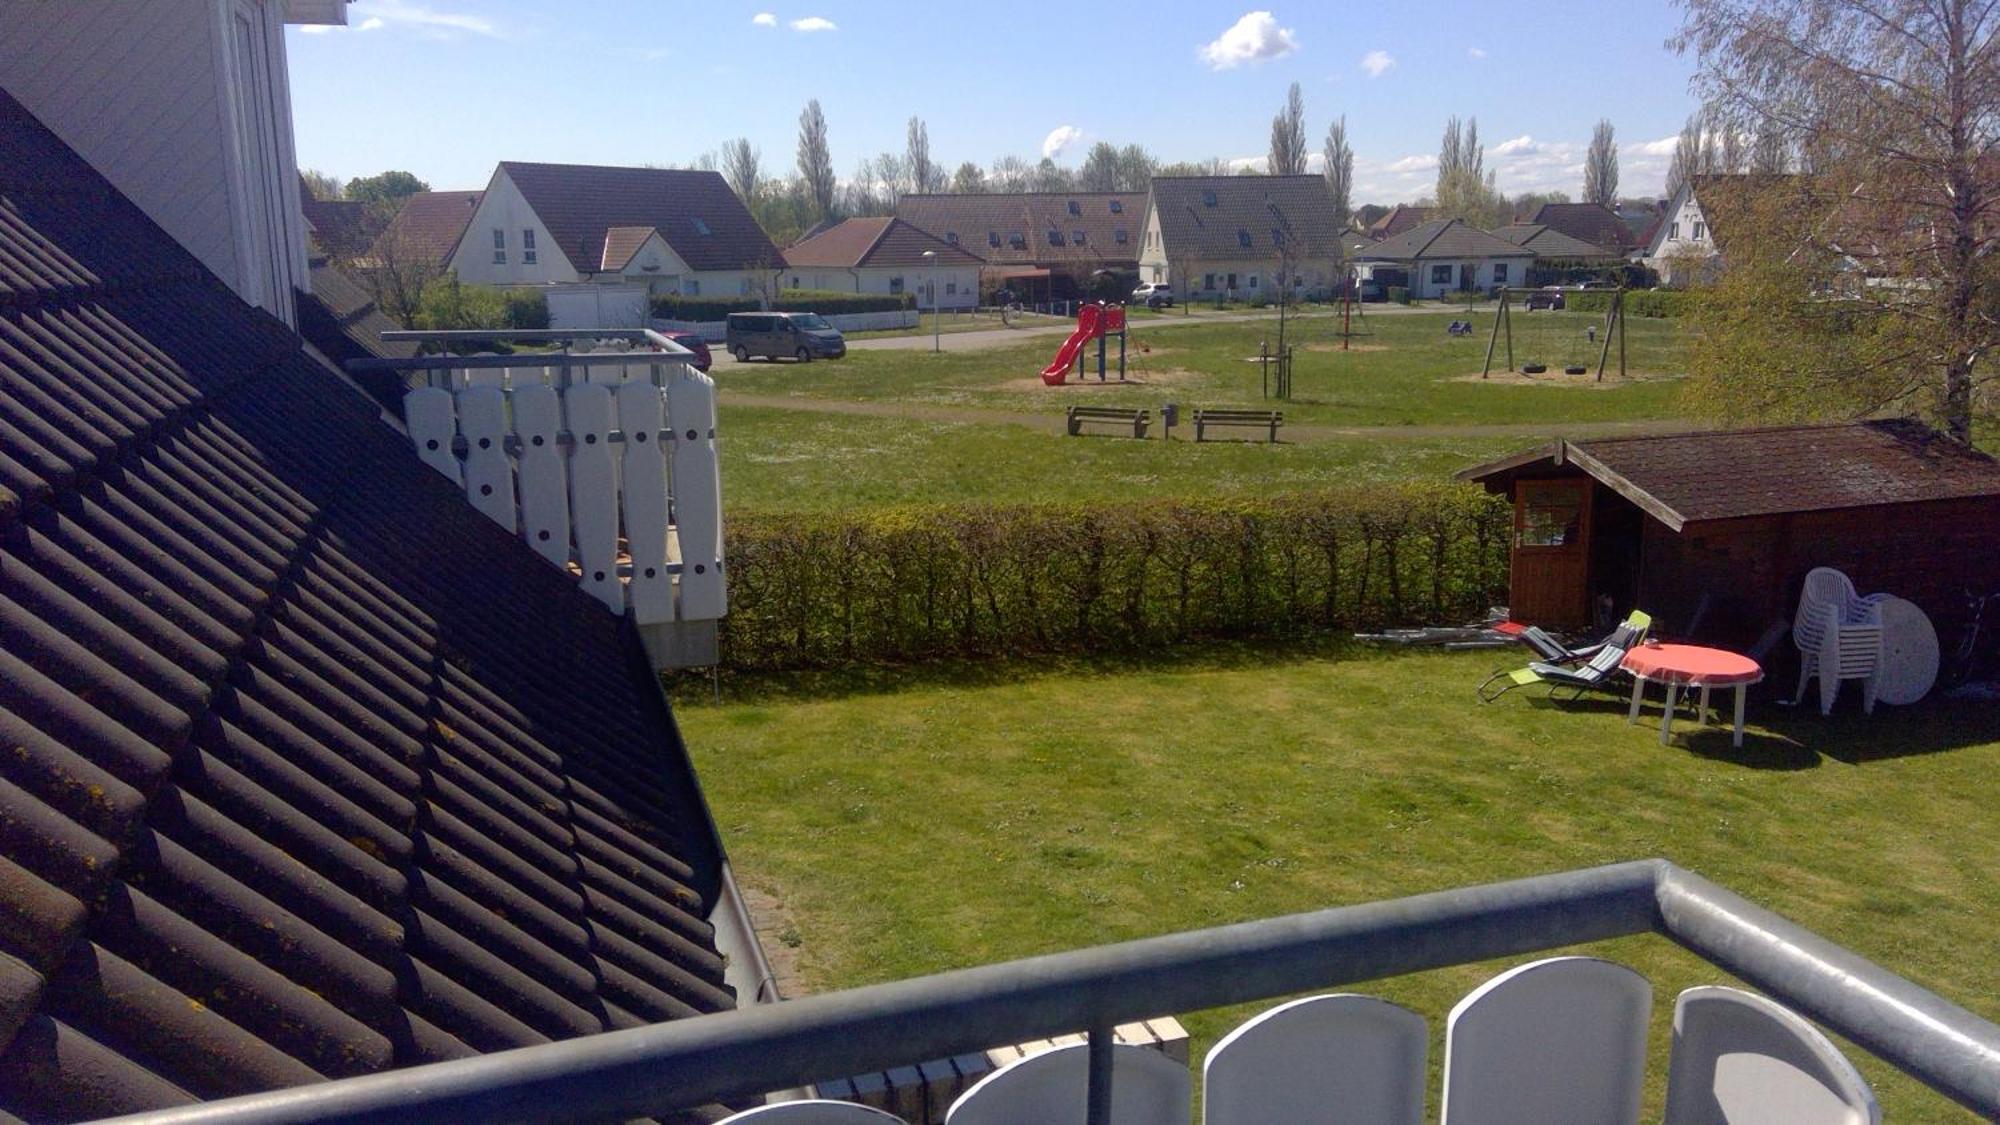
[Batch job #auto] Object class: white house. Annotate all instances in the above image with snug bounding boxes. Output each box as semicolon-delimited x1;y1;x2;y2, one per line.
0;0;338;326
783;217;983;309
1642;180;1734;285
1352;219;1537;299
1138;175;1346;300
447;161;785;298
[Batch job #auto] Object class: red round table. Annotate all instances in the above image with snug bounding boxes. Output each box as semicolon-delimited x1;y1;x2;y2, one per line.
1621;643;1764;747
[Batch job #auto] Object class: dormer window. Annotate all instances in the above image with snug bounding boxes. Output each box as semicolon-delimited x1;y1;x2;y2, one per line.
1067;200;1081;216
1203;190;1218;207
988;231;1001;247
693;218;712;236
1109;200;1123;213
1114;229;1129;244
1237;229;1252;247
1073;230;1086;245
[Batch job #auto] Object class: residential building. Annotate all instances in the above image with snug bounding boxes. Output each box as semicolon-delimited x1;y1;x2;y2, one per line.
447;162;785;298
0;0;326;326
896;191;1145;300
1642;180;1721;284
1491;223;1626;262
1526;201;1634;255
1138;175;1346;300
365;189;483;269
1353;218;1536;299
297;178;382;260
1366;204;1436;241
784;217;983;309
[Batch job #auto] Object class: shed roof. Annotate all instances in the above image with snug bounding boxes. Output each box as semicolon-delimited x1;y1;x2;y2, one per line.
1458;420;2000;529
1146;175;1347;261
1357;218;1536;262
498;161;783;273
895;192;1144;268
0;89;735;1119
784;216;984;269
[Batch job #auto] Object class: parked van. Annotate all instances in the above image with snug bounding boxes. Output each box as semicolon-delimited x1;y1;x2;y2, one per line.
724;311;846;363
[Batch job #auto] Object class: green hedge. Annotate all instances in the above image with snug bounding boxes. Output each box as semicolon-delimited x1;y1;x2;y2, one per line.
1387;286;1410;305
720;485;1510;670
650;288;915;321
1568;289;1692;317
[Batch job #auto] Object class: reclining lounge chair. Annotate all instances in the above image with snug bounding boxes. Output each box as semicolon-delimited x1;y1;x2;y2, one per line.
1479;612;1652;704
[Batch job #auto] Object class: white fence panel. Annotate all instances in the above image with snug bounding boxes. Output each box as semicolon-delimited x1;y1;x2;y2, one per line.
512;384;569;569
564;382;624;614
617;379;674;625
456;386;516;532
666;366;725;620
404;387;462;484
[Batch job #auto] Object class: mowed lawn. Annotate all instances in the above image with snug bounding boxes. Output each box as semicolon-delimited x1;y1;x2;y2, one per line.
714;308;1691;429
676;647;2000;1121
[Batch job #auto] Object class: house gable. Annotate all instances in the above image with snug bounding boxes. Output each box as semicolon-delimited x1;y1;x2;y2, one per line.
447;166;579;286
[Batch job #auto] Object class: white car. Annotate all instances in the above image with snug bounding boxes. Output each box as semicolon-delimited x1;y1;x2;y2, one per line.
1131;282;1174;308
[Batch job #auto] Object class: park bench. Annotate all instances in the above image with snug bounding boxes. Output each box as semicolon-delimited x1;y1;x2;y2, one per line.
1194;408;1282;443
1066;405;1149;438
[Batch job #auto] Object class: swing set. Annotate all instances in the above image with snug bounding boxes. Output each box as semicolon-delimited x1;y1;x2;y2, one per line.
1482;287;1627;380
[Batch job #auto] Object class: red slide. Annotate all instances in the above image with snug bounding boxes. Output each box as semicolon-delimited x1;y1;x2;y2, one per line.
1040;304;1103;385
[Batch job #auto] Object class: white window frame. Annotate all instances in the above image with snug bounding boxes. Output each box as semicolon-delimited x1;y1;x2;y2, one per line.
522;228;537;265
492;227;506;265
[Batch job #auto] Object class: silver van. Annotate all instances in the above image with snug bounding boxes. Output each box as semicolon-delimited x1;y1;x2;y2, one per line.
725;311;846;363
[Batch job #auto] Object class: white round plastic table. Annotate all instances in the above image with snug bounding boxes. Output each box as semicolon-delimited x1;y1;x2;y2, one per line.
1622;643;1764;747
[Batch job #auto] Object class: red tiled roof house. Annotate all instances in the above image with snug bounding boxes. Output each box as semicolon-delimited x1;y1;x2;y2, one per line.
784;217;984;309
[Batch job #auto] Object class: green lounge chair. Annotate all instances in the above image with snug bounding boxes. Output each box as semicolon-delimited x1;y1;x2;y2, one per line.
1479;612;1652;703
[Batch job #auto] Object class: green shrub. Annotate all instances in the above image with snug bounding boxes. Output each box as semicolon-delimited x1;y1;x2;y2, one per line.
1568;289;1692;317
651;288;915;321
501;288;550;330
719;484;1510;670
1387;286;1410;305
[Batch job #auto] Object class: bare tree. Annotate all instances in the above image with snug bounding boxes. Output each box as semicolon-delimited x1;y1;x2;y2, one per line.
1031;157;1074;193
1435;116;1503;227
1584;119;1619;206
1080;142;1122;191
721;139;761;202
988;155;1031;193
1322;115;1354;227
797;99;837;222
357;215;446;327
1665;112;1735;201
950;161;987;193
301;168;345;201
1675;0;2000;444
1115;144;1158;191
906;117;940;195
1268;82;1308;175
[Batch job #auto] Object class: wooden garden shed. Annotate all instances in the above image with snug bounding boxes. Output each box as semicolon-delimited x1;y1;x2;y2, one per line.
1459;421;2000;672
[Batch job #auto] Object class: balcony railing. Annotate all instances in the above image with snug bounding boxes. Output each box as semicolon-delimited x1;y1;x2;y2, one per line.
101;859;2000;1123
348;329;723;667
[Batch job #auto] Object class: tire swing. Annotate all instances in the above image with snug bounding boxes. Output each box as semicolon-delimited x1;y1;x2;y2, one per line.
1521;298;1549;375
1563;302;1589;376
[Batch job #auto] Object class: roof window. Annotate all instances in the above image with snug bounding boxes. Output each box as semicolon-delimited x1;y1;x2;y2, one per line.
692;217;712;236
1067;200;1082;216
1073;230;1086;245
1237;229;1252;247
1114;229;1129;244
945;231;959;244
1008;232;1027;248
1109;200;1124;213
988;231;1000;247
1203;190;1218;207
1048;230;1065;246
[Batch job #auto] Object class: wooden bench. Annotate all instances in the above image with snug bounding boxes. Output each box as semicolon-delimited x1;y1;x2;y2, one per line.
1194;408;1281;443
1066;405;1149;438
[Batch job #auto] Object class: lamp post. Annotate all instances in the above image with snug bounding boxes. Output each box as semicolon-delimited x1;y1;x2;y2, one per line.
920;249;939;353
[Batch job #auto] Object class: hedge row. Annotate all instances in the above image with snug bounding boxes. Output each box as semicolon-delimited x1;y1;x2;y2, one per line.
650;288;915;321
1568;289;1692;317
719;485;1510;670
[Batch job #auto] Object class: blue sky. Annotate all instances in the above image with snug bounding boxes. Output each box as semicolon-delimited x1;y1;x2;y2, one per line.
288;2;1702;204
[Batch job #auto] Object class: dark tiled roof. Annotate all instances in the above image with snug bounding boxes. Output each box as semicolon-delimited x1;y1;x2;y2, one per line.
295;256;418;413
499;162;783;273
0;90;734;1119
1490;223;1623;260
368;190;483;265
1357;219;1535;261
1461;421;2000;527
896;192;1144;268
1367;204;1434;239
1529;202;1633;253
784;217;983;269
295;182;381;260
1147;175;1345;261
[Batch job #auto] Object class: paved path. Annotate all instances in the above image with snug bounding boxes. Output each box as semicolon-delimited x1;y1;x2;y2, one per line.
722;391;1701;443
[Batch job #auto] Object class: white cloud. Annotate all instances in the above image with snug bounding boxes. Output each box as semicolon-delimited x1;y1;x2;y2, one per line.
1198;11;1298;70
751;12;777;25
1042;125;1084;160
348;0;498;38
1467;46;1487;59
1360;49;1395;78
789;15;837;31
1494;134;1539;156
299;14;384;32
1633;135;1681;157
1385;154;1434;173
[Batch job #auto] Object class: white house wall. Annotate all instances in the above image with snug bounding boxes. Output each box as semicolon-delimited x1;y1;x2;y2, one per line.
1137;205;1168;282
450;170;578;286
1643;184;1717;284
1178;256;1341;299
0;0;309;324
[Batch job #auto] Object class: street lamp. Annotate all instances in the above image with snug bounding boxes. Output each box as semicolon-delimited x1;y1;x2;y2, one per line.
920;249;939;353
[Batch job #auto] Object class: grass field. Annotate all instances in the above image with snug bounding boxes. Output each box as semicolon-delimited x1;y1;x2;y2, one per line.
717;308;1691;430
675;645;2000;1121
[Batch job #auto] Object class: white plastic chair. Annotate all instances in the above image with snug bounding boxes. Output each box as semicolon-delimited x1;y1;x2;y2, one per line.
1792;567;1882;714
1663;986;1880;1125
1203;993;1426;1125
945;1042;1190;1125
718;1100;907;1123
1440;956;1651;1125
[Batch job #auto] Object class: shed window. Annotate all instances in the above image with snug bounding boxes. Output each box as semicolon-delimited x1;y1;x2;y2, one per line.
1430;264;1453;285
1518;481;1584;547
1237;229;1252;247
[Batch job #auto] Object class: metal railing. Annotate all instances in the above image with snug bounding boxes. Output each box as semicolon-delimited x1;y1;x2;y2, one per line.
102;859;2000;1124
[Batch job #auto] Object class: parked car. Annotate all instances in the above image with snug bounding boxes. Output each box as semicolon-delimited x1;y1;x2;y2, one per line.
659;330;711;372
1526;286;1566;310
1131;282;1174;308
725;311;846;363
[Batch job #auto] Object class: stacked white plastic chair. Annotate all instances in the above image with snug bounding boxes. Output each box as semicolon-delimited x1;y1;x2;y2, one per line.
1792;567;1883;715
